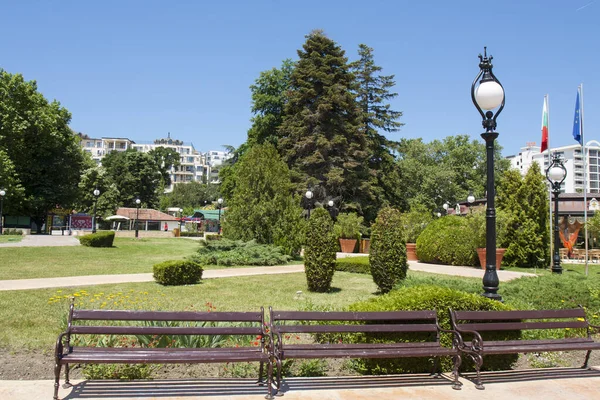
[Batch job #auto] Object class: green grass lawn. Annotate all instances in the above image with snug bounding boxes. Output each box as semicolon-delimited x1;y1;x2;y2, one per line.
0;271;379;350
0;235;23;243
0;238;199;280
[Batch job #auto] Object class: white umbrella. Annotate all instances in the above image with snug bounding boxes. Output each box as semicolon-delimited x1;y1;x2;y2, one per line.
105;215;130;221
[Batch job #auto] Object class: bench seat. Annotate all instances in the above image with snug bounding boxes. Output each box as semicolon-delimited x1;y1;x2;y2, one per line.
279;342;457;359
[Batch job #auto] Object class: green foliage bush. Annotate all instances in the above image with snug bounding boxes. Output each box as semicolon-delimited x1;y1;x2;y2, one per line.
153;260;203;286
304;208;337;292
335;256;370;274
78;231;115;247
399;204;433;243
2;228;23;235
189;238;290;266
346;285;518;374
334;213;364;239
416;216;477;266
82;363;155;380
369;207;407;293
180;231;203;237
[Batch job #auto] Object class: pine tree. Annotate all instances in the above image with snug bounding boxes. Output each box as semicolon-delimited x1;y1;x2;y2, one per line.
278;30;373;214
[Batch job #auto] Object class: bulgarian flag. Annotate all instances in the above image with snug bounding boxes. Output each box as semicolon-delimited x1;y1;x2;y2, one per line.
541;96;549;153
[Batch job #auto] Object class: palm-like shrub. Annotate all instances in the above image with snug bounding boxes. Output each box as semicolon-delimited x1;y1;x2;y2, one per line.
369;207;407;293
304;208;337;292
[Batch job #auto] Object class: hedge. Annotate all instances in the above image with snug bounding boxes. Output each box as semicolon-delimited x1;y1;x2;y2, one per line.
416;216;477;266
335;257;370;274
78;231;115;247
153;260;203;286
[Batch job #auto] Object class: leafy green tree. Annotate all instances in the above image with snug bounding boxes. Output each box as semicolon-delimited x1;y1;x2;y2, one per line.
278;30;373;215
148;147;181;188
222;143;304;256
0;70;86;230
351;44;403;219
159;181;220;211
304;207;337;292
101;149;162;208
497;162;549;268
77;165;120;218
0;149;25;215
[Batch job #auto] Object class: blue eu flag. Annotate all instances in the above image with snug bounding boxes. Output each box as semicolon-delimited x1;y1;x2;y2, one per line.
573;90;582;145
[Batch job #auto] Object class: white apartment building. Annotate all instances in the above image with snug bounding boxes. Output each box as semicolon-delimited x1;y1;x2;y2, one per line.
79;135;136;163
205;150;232;184
507;141;600;193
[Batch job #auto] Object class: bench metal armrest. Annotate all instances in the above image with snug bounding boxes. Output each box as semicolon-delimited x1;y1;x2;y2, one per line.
454;328;484;353
54;331;69;362
589;323;600;332
438;327;466;349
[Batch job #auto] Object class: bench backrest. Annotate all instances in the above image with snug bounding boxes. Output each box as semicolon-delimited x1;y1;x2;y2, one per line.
64;302;266;347
270;309;441;341
450;308;590;335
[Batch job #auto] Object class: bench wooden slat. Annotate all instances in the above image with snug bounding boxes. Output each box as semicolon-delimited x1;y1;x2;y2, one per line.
283;342;443;350
61;350;268;364
280;347;456;359
272;310;436;321
72;310;262;322
273;323;438;334
453;309;586;321
70;325;263;336
458;321;588;332
472;342;600;355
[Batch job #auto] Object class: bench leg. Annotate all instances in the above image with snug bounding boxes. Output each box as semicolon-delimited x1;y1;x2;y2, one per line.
468;353;484;390
451;354;462;390
53;363;62;400
583;350;592;368
265;359;275;400
430;357;441;378
257;361;265;385
274;357;284;396
62;364;72;388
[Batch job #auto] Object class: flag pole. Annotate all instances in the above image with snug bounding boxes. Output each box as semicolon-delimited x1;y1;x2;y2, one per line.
581;84;589;276
545;94;553;269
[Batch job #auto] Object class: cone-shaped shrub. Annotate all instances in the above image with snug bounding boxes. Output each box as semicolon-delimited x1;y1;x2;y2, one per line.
369;207;407;293
304;208;337;292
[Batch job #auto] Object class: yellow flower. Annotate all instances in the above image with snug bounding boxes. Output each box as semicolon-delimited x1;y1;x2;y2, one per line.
577;318;585;321
56;290;62;293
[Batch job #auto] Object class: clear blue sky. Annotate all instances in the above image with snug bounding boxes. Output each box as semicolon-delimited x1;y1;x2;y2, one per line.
0;0;597;156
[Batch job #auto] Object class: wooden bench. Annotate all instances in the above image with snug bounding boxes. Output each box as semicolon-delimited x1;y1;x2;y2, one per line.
450;308;600;390
54;302;274;400
269;308;463;394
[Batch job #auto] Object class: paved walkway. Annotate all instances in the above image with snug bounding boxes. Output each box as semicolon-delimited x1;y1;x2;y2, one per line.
0;234;80;247
0;260;535;291
3;368;600;399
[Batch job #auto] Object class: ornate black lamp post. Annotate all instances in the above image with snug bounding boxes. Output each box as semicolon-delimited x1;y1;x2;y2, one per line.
443;202;449;214
0;189;5;235
467;191;475;213
326;199;338;221
304;190;314;219
546;154;567;274
135;198;141;238
92;188;100;233
471;47;505;301
217;198;223;234
179;208;184;233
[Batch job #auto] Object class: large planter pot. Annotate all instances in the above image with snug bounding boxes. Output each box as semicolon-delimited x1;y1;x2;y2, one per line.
339;238;357;253
477;248;506;270
360;239;370;254
406;243;418;261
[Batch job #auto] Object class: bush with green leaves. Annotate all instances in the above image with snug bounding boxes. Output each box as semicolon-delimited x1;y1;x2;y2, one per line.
78;231;115;247
334;213;364;239
335;256;370;274
189;238;291;266
346;285;518;374
82;363;155;380
399;204;433;243
304;208;337;292
153;260;203;286
369;207;407;293
2;228;23;235
416;216;477;266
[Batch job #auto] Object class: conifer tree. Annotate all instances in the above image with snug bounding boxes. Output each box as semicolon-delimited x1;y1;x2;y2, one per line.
278;30;373;214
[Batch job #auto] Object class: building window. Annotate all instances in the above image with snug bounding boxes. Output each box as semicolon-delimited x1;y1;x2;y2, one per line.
590;150;598;157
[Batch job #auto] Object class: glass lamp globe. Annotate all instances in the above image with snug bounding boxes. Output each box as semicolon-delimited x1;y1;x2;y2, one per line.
135;199;141;205
467;194;475;204
443;203;449;210
548;166;566;182
305;190;313;199
217;198;223;204
0;190;5;197
328;200;334;207
93;189;100;197
475;81;504;110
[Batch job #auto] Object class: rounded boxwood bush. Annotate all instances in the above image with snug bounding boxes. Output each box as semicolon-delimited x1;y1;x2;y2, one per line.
153;260;203;286
346;285;519;374
416;216;477;266
369;207;407;293
78;231;115;247
304;208;337;292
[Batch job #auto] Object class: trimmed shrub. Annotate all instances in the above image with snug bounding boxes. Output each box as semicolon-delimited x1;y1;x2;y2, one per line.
346;285;518;374
190;238;290;266
335;257;370;274
304;208;337;292
180;231;203;237
416;216;477;266
369;207;407;293
2;228;23;235
78;231;115;247
153;260;203;286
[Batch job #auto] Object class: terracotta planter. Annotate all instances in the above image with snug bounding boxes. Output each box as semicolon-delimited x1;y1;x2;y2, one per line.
360;239;370;254
477;248;506;270
339;238;357;253
406;243;418;261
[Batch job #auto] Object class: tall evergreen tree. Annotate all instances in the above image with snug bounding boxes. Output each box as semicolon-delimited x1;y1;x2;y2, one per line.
278;30;373;214
350;44;404;219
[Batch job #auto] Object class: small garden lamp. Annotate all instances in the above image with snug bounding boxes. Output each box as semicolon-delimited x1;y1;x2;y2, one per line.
92;188;100;233
304;190;314;219
326;199;338;221
443;202;449;214
546;153;567;274
467;191;475;213
135;198;141;238
471;46;505;302
179;208;184;233
217;198;223;234
0;189;5;235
